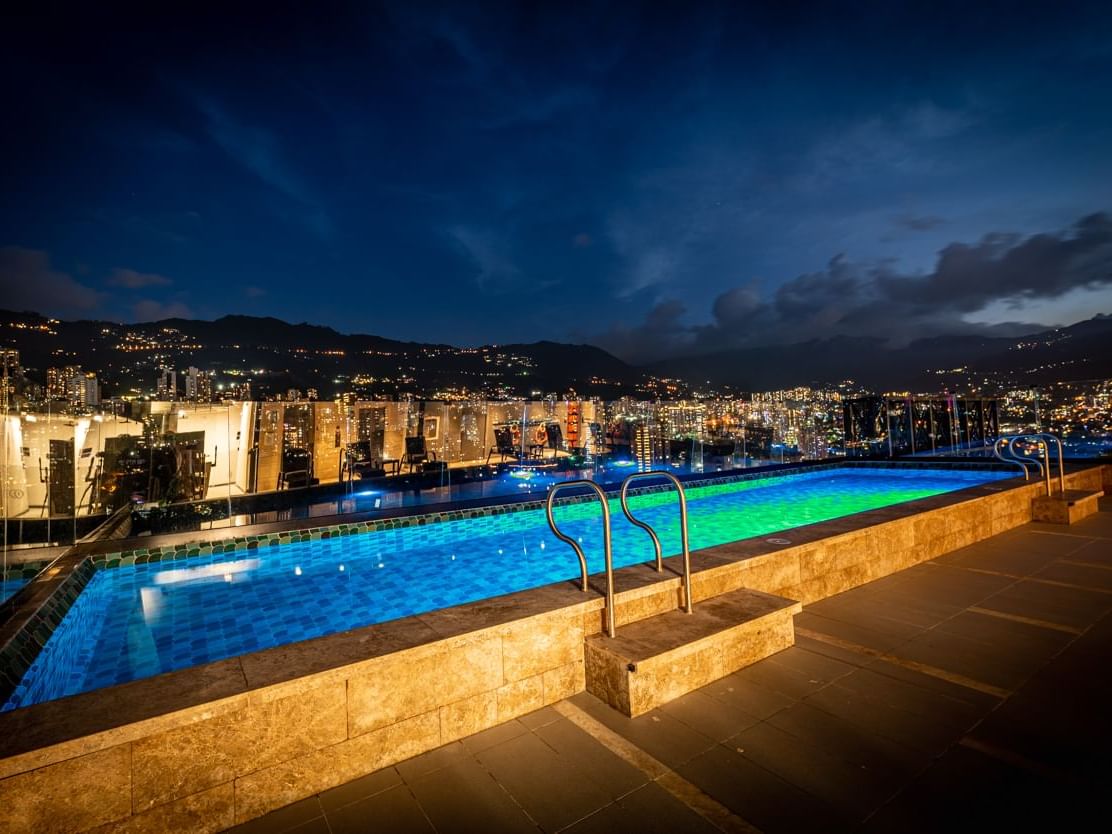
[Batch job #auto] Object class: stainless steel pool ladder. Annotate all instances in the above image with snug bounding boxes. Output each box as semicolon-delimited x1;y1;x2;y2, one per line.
994;433;1065;496
620;471;693;615
545;480;617;638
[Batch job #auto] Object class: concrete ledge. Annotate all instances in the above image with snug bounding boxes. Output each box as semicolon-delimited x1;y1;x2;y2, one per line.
1032;489;1105;524
584;587;800;717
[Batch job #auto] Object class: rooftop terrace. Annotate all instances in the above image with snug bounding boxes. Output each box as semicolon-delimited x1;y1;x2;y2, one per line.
229;497;1112;834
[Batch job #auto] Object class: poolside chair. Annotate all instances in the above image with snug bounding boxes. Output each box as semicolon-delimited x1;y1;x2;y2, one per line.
402;436;436;473
545;422;564;458
487;426;517;464
278;448;319;490
341;441;385;481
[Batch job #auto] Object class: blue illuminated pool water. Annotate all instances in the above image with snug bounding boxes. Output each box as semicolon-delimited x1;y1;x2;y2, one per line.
4;466;1011;710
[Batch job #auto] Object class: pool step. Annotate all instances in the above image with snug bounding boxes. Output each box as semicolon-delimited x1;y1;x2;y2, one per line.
1032;488;1104;525
584;587;801;717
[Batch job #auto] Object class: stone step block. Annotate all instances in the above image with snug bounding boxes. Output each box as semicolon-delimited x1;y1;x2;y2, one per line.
584;587;801;717
1032;489;1104;524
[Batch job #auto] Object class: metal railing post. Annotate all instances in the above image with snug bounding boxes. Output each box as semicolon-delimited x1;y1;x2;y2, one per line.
620;471;693;614
545;479;616;637
1037;433;1065;495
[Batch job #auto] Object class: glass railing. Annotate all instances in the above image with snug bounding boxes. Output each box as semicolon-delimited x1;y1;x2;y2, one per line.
1;398;842;550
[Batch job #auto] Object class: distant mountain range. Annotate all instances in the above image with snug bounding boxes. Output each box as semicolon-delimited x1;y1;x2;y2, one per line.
2;308;1111;397
648;314;1112;391
0;310;645;398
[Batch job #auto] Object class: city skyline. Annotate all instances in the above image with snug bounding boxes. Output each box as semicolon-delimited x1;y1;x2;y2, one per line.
2;2;1112;361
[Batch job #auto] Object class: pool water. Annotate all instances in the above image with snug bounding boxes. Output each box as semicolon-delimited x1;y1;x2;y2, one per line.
0;580;27;605
4;466;1010;710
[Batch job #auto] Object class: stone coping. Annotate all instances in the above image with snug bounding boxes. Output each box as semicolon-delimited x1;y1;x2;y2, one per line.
0;464;1069;780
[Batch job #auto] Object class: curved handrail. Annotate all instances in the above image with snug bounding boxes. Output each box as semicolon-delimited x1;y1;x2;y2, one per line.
1009;436;1049;496
620;471;693;614
545;479;616;638
993;437;1032;480
996;433;1067;496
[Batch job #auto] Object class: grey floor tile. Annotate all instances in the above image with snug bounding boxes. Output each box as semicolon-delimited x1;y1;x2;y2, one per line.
802;682;963;755
395;740;470;782
658;688;762;742
566;692;717;768
733;658;836;702
860;743;1083;833
770;644;860;679
793;610;915;653
560;781;721;834
1035;560;1112;591
1060;512;1112;540
932;608;1074;657
893;563;1015;607
406;754;540;834
1066;538;1112;566
727;720;899;822
531;717;648;800
228;798;326;834
474;730;615;832
326;784;434;834
677;743;853;834
976;578;1112;630
700;671;797;719
460;718;529;755
809;593;942;631
765;701;928;782
791;633;872;667
862;656;1002;710
934;542;1063;576
517;706;563;730
892;629;1040;691
975;529;1093;557
319;767;404;813
832;666;988;731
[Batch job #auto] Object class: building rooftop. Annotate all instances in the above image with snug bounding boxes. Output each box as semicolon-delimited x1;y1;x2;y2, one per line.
227;497;1112;834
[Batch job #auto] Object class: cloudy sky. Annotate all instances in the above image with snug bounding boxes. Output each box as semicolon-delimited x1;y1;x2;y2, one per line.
2;1;1111;361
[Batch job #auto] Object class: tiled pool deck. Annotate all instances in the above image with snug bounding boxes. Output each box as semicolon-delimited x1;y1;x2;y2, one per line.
230;496;1112;834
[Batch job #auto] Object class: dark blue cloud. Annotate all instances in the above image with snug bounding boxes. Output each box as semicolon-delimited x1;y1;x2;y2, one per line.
2;1;1111;352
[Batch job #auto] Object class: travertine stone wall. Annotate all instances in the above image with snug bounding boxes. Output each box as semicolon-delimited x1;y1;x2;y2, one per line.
0;603;593;834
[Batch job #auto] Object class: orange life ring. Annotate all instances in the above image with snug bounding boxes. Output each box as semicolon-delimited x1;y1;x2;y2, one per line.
534;425;548;445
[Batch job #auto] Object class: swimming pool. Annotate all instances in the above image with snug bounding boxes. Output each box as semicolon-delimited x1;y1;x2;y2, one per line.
3;465;1011;710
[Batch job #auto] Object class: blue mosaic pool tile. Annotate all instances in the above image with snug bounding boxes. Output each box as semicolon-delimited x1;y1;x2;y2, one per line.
2;465;1014;711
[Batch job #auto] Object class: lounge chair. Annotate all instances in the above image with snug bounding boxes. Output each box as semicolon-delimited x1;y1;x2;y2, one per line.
341;440;386;481
545;422;564;458
402;436;437;473
278;447;319;490
487;426;517;464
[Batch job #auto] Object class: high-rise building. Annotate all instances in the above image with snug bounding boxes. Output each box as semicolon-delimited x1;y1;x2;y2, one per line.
47;365;83;401
0;349;19;407
157;366;177;401
67;371;99;407
183;367;212;402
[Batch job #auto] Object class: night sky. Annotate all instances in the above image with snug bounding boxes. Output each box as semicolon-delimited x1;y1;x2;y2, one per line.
2;1;1111;362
